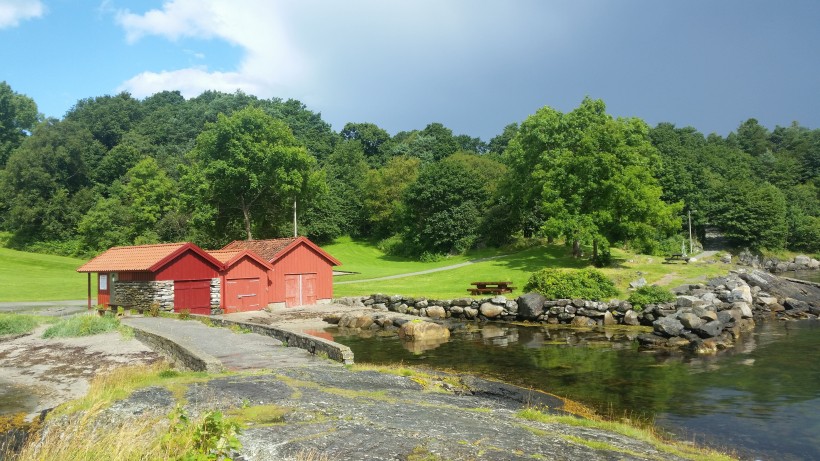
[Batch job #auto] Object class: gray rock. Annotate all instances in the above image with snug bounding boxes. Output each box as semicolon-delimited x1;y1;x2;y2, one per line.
653;316;685;337
808;259;820;269
732;302;753;319
757;296;778;306
623;310;641;326
415;299;428;309
426;305;446;319
464;307;478;319
603;311;617;326
676;296;701;308
565;305;577;315
572;299;585;308
505;300;518;314
795;255;811;265
629;277;647;289
729;285;753;304
571;316;595;327
479;302;504;318
637;333;667;347
717;310;738;325
694;320;723;338
449;306;463;315
451;297;473;307
678;312;704;330
490;296;507;305
517;293;546;320
389;295;403;304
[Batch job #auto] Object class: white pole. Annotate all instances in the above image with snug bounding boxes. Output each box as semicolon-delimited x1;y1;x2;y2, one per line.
688;209;693;255
293;199;297;237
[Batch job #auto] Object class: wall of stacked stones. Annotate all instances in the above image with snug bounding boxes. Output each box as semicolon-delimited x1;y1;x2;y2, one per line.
112;278;222;314
112;280;174;310
335;270;820;353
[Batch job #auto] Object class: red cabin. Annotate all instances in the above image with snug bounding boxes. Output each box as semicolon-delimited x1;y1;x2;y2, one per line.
221;237;341;307
77;242;223;315
207;249;273;313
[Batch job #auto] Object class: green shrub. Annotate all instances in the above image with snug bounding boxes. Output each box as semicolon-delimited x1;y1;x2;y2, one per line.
42;314;119;338
163;406;242;460
523;268;618;300
0;314;40;336
148;302;161;317
628;285;676;309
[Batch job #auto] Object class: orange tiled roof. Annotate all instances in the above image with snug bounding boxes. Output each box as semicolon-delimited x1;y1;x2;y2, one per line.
77;242;189;273
221;238;298;262
206;250;243;264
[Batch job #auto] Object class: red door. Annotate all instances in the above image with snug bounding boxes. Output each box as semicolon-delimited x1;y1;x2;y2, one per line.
225;278;261;313
174;280;211;314
284;273;317;307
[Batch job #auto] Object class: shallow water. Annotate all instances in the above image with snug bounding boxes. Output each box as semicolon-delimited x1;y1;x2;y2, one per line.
781;269;820;284
0;381;39;416
329;320;820;460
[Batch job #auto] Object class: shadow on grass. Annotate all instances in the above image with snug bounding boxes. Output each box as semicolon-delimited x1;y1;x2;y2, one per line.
493;245;592;273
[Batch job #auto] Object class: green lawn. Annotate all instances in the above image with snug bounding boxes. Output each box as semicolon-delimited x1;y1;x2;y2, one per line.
331;238;734;299
323;236;509;281
0;248;92;302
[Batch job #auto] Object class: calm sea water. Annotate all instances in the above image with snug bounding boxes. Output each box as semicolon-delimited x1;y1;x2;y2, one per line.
329;320;820;460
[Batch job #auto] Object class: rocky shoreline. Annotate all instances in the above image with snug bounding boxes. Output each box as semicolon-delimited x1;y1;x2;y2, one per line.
332;269;820;354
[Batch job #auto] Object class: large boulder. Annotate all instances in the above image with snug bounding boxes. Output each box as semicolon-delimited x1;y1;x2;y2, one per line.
677;312;704;330
479;302;504;318
693;320;723;338
623;310;641;326
517;293;546;320
728;285;753;304
571;316;596;327
653;316;685;337
398;321;451;341
739;270;820;306
426;305;446;319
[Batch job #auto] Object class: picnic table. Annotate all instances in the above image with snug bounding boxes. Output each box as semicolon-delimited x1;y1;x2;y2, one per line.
468;281;516;295
664;253;686;263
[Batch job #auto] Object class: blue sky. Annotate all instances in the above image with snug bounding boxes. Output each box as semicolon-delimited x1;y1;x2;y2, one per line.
1;0;819;140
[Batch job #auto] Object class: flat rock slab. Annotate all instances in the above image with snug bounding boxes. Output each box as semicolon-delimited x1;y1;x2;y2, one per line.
101;366;693;461
123;317;325;371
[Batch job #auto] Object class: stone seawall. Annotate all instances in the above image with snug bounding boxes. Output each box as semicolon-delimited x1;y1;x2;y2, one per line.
334;269;819;354
203;316;354;365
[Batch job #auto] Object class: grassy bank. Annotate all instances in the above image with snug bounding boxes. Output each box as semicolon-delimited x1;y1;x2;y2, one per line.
0;248;91;302
332;238;733;299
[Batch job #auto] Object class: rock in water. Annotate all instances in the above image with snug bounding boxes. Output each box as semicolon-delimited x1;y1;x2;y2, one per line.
398;321;451;341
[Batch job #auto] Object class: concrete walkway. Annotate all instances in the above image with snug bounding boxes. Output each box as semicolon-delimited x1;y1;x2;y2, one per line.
122;317;326;372
335;254;509;285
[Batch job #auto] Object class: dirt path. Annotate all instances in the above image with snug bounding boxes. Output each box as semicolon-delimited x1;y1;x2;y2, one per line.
334;254;509;285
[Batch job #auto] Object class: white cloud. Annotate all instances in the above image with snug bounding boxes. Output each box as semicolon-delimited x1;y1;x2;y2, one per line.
0;0;45;29
115;0;307;100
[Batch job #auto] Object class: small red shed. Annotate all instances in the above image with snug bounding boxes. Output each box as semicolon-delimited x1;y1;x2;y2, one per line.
221;237;341;307
207;249;273;313
77;242;223;315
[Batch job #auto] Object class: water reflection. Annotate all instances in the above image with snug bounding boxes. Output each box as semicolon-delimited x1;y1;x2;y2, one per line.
329;320;820;460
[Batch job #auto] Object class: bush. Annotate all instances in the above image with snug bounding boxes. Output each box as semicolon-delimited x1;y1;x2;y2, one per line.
628;285;675;309
524;268;618;300
42;314;119;338
0;314;40;336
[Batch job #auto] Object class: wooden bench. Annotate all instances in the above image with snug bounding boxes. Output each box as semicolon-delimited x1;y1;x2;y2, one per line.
468;281;516;295
664;254;686;263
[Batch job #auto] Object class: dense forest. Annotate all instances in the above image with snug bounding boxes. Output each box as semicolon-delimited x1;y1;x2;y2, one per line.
0;81;818;260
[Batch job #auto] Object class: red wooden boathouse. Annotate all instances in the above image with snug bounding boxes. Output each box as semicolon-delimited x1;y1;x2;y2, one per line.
221;237;341;307
77;242;223;315
207;249;273;313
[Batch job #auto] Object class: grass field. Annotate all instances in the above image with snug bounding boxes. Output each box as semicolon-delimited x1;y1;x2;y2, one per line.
331;238;734;299
0;248;92;302
0;238;734;303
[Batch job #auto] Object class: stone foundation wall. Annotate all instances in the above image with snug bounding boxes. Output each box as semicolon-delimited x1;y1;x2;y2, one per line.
112;280;174;311
210;278;222;315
